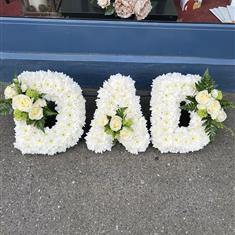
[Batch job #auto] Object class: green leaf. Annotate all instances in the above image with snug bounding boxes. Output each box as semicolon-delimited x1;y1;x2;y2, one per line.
105;5;115;16
116;107;127;119
195;69;216;92
0;99;13;116
33;118;46;132
220;99;235;109
202;117;224;142
186;96;196;103
123;118;133;128
43;106;58;116
181;102;197;112
104;125;112;134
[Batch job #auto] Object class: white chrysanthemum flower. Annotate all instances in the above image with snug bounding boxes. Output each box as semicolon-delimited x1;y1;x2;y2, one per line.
14;71;86;155
150;73;210;153
86;74;150;154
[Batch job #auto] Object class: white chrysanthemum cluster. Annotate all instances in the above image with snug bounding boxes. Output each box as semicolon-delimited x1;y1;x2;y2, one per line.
86;74;150;154
14;71;86;155
150;73;210;153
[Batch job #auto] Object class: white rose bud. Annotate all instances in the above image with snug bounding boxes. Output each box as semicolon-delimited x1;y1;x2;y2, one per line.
207;99;221;119
21;83;28;92
29;105;43;120
98;115;109;126
211;89;223;100
110;115;122;132
195;90;211;105
97;0;110;8
34;98;47;107
216;109;227;122
119;127;132;140
12;94;33;112
4;85;18;99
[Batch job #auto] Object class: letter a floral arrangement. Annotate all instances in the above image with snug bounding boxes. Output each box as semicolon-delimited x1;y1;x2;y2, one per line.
0;70;234;156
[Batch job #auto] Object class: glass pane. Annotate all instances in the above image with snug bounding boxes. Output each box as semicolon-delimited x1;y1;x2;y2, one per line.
0;0;234;24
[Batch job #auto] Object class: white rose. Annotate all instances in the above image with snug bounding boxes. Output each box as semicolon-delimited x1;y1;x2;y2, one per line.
97;0;110;8
207;99;221;119
98;115;109;126
34;98;47;107
28;105;43;120
21;83;28;92
119;127;132;140
110;115;122;132
195;90;211;105
12;94;33;112
211;89;223;100
216;109;227;122
4;85;18;99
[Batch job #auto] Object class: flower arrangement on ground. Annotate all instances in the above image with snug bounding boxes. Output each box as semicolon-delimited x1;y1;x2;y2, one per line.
150;70;235;154
86;74;150;154
150;72;210;153
0;71;86;155
94;0;153;20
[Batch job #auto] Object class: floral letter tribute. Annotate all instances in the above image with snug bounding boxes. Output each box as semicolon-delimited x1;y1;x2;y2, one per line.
150;70;235;153
0;71;86;155
86;74;150;154
150;72;210;153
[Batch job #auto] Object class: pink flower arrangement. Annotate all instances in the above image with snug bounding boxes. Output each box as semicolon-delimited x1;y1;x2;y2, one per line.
96;0;152;20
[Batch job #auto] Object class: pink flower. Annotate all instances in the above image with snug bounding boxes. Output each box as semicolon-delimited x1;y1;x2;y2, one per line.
114;0;135;18
97;0;111;9
134;0;152;20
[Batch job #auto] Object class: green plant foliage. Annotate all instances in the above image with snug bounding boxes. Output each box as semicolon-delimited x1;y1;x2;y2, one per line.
0;99;13;115
116;107;127;119
195;69;216;92
181;96;197;112
220;99;235;109
105;5;115;15
202;117;224;142
43;106;58;116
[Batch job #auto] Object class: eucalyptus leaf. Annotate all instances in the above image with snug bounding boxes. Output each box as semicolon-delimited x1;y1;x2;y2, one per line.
105;5;115;16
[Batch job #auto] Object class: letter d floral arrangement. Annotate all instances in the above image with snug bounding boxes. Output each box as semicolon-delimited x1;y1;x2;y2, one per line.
1;77;57;131
0;71;86;155
94;0;153;20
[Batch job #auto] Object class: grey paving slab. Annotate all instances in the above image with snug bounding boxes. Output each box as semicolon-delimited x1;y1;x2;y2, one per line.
0;92;234;235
